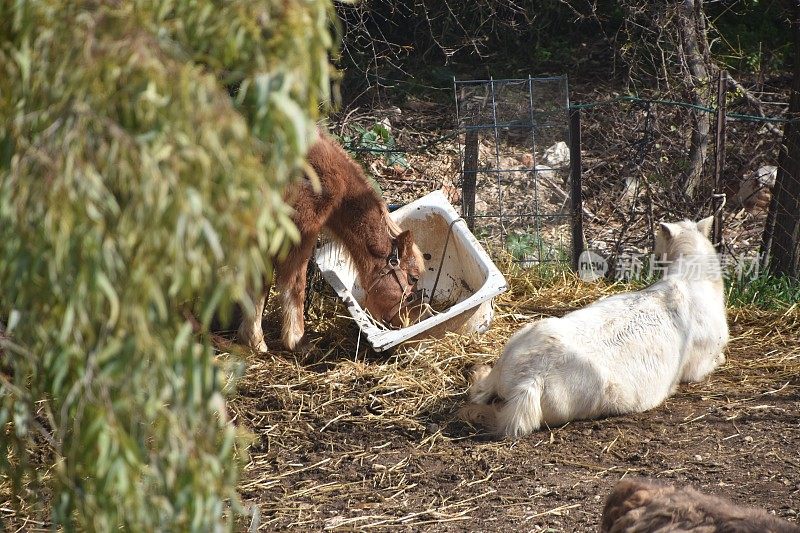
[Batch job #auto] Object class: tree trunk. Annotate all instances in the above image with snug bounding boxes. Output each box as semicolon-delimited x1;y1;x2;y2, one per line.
763;0;800;278
677;0;711;198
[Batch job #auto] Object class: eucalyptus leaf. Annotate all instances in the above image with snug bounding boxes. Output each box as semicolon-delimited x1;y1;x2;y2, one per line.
0;0;336;529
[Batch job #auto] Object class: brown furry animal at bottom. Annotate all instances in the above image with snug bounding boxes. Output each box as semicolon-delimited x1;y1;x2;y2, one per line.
602;478;800;533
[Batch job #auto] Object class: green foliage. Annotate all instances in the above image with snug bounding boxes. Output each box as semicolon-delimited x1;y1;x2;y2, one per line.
707;0;791;74
506;232;541;262
726;273;800;310
505;231;570;266
342;122;410;169
0;0;334;529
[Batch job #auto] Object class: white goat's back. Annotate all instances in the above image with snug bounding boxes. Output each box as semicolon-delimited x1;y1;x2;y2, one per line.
464;217;728;437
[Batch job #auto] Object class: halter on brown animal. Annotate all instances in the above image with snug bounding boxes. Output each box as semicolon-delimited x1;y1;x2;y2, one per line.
365;221;422;325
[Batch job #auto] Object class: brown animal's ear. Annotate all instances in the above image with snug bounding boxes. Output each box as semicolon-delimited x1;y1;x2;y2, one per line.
658;222;682;240
696;215;714;238
395;230;414;258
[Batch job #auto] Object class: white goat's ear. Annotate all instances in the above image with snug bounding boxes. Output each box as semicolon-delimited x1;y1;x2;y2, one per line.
659;222;682;240
696;216;714;238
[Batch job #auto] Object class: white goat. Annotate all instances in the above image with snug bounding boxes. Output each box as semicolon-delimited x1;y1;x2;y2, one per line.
460;216;729;438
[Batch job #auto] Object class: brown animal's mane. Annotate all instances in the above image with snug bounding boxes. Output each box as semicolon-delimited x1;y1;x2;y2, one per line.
237;127;425;352
384;207;403;238
303;132;396;262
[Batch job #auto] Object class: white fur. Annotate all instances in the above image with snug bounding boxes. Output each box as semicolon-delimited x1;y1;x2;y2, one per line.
280;289;304;350
462;216;729;438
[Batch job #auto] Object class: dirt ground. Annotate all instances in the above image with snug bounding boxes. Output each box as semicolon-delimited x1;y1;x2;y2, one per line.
232;280;800;531
234;100;799;529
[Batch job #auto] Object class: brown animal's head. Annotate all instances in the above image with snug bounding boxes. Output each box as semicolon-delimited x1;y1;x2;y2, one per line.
363;229;426;327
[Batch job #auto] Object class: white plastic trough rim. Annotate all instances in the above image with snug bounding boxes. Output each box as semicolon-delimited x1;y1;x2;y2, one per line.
315;189;508;352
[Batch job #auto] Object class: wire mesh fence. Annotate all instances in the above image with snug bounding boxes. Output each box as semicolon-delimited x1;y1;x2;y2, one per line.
332;74;799;280
576;97;724;279
574;78;798;282
453;77;574;268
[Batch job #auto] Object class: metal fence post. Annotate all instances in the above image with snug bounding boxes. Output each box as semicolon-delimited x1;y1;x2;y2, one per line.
712;70;728;252
569;107;585;271
462;128;479;231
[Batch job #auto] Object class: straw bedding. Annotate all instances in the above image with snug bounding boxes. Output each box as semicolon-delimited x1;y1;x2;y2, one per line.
2;262;796;530
230;263;800;531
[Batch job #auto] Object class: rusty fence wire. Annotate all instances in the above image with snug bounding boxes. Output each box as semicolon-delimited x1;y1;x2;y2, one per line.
574;80;797;282
333;75;800;281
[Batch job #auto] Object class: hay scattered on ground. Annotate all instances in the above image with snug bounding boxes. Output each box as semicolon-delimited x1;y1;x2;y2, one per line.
3;262;797;530
230;262;800;530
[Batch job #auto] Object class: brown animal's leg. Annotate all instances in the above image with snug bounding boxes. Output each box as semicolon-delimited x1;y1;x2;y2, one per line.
276;237;317;350
237;282;268;354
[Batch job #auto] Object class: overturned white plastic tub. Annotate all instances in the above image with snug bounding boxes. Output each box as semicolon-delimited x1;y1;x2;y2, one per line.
314;190;508;351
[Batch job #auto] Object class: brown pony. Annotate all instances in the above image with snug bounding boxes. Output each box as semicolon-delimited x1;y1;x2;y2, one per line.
238;130;426;353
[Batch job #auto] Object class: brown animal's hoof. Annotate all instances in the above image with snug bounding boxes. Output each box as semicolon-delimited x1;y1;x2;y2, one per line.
282;332;309;352
281;323;306;351
237;327;268;355
287;336;315;354
242;338;268;355
252;339;268;355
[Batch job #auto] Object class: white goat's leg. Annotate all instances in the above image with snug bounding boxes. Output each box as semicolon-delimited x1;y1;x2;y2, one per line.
681;350;725;383
467;364;496;404
458;402;500;430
